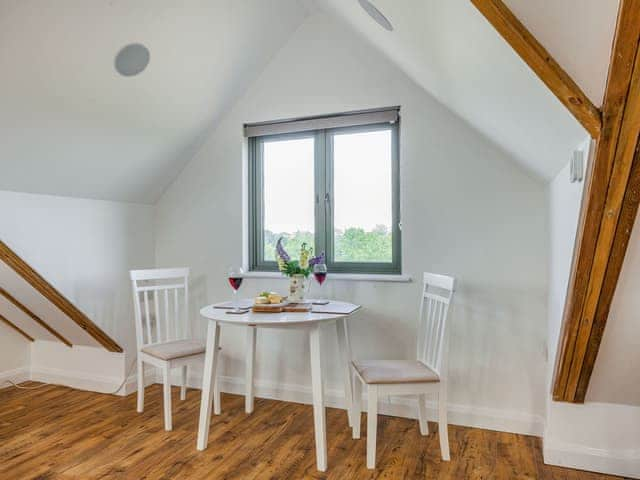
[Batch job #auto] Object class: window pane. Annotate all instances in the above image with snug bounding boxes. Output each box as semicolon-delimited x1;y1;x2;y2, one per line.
333;129;393;263
262;136;315;261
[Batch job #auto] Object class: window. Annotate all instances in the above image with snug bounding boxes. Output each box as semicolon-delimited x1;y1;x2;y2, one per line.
247;108;401;274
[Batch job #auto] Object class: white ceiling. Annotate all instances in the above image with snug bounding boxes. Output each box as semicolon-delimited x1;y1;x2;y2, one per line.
320;0;619;180
0;0;309;204
0;0;619;202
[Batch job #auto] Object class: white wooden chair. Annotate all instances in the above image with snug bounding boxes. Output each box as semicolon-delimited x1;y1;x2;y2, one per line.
130;268;220;431
351;272;455;469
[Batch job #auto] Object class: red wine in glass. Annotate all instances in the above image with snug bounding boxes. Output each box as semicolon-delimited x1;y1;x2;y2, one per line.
228;277;243;290
312;264;328;304
313;271;326;285
227;266;244;311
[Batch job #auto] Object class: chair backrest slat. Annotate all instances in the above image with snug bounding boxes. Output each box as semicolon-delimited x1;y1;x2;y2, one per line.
164;289;170;342
153;289;160;343
143;290;151;344
174;288;180;339
130;268;190;349
416;272;455;377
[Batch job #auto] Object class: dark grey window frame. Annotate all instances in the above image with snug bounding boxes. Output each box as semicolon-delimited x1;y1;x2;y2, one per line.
248;119;401;275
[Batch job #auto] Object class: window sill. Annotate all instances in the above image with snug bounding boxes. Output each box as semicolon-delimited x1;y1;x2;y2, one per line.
243;271;412;283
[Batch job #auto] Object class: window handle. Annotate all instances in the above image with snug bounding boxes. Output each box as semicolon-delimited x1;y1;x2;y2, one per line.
324;193;331;207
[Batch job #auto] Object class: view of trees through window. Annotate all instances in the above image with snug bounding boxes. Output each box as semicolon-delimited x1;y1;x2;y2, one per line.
263;226;392;263
255;124;397;271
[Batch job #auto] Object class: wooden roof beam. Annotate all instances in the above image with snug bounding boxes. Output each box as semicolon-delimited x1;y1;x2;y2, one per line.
0;313;35;342
471;0;602;138
0;241;123;353
553;0;640;402
0;287;72;347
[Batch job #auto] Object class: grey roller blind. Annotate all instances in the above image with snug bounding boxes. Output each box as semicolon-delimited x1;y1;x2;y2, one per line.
244;106;399;137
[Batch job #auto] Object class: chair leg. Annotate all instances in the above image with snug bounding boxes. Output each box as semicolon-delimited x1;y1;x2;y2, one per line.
418;394;429;435
213;366;221;415
438;385;450;461
366;385;378;469
180;365;187;401
162;365;173;431
352;373;362;439
136;359;144;413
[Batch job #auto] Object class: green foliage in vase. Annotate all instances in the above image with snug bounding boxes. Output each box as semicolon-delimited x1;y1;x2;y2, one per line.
274;238;319;278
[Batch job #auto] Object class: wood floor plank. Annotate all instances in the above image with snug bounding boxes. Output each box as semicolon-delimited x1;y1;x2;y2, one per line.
0;384;629;479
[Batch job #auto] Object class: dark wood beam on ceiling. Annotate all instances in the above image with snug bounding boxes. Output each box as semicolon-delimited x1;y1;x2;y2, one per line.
471;0;602;138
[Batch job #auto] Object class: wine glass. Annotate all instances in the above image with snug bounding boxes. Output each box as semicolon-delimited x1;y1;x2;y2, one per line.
227;266;244;311
312;263;328;304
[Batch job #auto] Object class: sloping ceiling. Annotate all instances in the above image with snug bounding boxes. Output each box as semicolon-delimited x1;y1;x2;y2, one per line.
0;0;618;198
0;0;309;204
320;0;619;180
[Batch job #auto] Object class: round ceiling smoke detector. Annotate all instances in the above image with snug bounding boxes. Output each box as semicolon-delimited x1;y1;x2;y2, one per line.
115;43;150;77
358;0;393;31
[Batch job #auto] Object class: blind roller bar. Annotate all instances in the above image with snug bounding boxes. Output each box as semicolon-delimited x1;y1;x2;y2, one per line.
244;107;399;137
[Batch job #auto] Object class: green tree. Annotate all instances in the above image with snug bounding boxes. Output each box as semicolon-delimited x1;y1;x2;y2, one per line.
264;225;391;263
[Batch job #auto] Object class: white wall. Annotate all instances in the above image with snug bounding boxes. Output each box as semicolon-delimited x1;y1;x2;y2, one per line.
544;143;640;478
156;13;548;434
546;147;587;380
0;190;155;355
587;214;640;405
0;327;30;386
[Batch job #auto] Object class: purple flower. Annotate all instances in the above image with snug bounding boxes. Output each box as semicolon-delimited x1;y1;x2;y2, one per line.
275;237;290;262
309;252;325;267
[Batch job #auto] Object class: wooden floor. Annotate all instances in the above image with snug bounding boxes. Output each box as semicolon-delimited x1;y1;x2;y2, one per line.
0;383;628;480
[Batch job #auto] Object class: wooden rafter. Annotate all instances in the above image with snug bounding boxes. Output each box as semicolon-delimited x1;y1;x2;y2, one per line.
0;240;123;353
0;287;72;347
473;0;640;402
471;0;602;138
553;0;640;402
0;313;35;342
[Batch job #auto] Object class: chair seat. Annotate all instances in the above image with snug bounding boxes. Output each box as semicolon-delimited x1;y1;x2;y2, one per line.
141;340;205;361
352;359;439;384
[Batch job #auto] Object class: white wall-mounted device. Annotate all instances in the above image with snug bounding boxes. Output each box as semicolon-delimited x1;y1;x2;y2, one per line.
570;149;584;183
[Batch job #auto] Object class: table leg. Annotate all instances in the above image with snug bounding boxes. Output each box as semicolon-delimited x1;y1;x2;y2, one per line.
336;318;354;427
309;325;327;472
196;320;221;451
245;326;256;414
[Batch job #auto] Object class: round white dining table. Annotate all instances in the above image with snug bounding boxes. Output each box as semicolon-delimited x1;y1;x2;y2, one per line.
196;301;361;472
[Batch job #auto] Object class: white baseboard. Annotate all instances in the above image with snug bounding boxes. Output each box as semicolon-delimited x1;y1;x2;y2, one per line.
120;367;157;396
21;365;543;437
30;366;156;396
0;367;30;389
544;440;640;480
161;370;544;437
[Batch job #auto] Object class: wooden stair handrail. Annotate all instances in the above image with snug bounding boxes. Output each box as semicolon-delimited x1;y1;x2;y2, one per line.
0;313;35;342
0;240;122;353
0;287;72;347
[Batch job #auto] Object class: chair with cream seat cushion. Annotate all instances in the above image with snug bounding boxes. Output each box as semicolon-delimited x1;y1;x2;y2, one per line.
130;268;220;431
351;272;455;469
141;340;206;361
